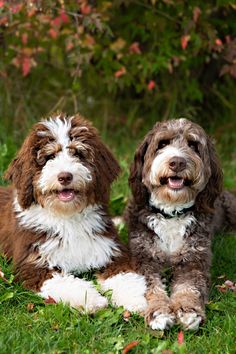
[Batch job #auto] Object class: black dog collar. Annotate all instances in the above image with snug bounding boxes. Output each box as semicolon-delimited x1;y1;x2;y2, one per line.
149;204;195;218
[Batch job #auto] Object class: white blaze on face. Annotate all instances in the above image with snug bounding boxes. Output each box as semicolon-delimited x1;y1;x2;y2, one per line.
149;146;185;185
37;117;92;194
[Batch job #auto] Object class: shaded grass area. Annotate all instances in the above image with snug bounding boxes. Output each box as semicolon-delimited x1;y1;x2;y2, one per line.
0;101;236;353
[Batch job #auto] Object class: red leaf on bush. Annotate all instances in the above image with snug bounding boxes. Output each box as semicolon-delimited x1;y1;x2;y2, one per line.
114;67;126;78
193;7;201;23
122;341;139;354
21;33;28;45
0;1;4;8
22;56;31;76
181;35;190;50
48;28;59;39
225;35;231;44
178;330;184;345
10;4;23;14
52;16;61;27
80;3;92;15
44;296;57;304
0;16;8;25
147;80;155;91
60;11;69;24
129;42;141;54
27;8;36;17
215;38;223;46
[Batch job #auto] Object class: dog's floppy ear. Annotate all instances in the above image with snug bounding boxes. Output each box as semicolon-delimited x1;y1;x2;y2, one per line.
4;132;37;209
129;129;155;206
94;138;121;205
196;137;223;213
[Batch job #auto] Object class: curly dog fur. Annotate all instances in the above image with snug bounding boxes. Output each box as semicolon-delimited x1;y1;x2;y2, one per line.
125;118;236;330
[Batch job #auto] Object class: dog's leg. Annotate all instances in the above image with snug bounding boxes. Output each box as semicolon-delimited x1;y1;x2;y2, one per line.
144;275;175;330
97;271;148;313
170;266;209;330
39;272;108;312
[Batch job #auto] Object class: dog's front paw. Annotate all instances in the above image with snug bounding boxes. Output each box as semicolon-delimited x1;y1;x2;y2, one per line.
149;311;175;330
84;293;108;313
176;309;203;330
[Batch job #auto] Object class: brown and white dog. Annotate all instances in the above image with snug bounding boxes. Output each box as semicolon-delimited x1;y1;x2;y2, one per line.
0;113;147;313
125;118;236;330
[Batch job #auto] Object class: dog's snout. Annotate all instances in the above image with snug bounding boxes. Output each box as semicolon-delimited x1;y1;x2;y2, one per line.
57;172;73;185
169;156;186;172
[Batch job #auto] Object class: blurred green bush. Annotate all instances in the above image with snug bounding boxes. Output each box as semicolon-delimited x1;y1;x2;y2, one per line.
0;0;236;134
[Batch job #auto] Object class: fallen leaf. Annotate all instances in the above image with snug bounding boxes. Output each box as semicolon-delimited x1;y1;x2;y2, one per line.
122;341;139;354
123;310;131;322
178;330;184;345
0;268;8;282
27;303;35;312
217;274;226;279
44;296;57;304
129;42;141;54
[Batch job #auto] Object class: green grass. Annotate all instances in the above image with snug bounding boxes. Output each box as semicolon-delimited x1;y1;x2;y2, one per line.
0;102;236;354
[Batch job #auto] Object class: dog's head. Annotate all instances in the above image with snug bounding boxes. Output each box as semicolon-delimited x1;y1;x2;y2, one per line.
129;118;223;214
5;114;120;215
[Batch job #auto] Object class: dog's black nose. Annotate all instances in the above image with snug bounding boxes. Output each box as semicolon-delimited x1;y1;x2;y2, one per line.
58;172;73;185
169;156;186;172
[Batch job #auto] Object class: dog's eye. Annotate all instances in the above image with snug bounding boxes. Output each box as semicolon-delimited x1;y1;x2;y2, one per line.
74;150;86;160
46;153;56;161
188;140;199;153
158;140;170;149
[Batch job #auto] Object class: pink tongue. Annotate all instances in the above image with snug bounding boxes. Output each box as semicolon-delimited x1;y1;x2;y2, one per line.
168;178;184;189
58;190;75;202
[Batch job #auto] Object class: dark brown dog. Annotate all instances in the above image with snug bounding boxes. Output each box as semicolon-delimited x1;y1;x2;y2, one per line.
126;118;236;330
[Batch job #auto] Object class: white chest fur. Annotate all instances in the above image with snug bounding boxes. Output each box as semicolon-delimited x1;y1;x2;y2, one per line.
147;214;195;254
14;200;120;273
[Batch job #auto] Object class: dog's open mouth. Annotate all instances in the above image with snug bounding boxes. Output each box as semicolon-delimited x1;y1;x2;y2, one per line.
57;189;76;202
160;176;191;190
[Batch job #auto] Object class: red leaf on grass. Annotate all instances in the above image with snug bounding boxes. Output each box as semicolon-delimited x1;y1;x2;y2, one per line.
27;303;35;311
178;330;184;345
122;341;139;354
123;310;131;322
44;296;57;304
